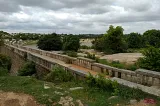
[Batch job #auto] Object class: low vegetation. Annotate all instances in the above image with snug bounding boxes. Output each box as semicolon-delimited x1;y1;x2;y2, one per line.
62;51;78;57
98;59;138;71
45;66;74;83
0;70;159;105
84;53;138;71
18;61;36;76
137;46;160;72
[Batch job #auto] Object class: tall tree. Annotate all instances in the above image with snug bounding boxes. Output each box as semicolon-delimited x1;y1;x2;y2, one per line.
37;33;62;51
127;32;144;48
143;29;160;47
62;35;80;52
104;25;127;53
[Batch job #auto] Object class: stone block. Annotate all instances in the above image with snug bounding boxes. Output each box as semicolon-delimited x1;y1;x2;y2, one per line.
121;73;126;79
153;78;160;86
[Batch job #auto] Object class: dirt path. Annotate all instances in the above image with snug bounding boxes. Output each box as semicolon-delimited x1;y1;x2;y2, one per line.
0;91;44;106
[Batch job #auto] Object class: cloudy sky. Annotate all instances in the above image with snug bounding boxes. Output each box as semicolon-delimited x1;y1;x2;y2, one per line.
0;0;160;34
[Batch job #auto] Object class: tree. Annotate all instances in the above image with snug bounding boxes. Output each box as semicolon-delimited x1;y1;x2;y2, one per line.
93;25;128;54
137;46;160;72
127;32;144;48
62;35;80;52
143;29;160;47
37;33;62;51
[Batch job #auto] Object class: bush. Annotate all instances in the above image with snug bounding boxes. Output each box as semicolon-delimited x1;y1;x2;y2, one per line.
45;66;74;83
117;85;151;100
86;73;118;91
18;61;36;76
63;51;78;57
137;46;160;72
37;33;62;51
80;45;92;49
98;59;138;71
85;53;99;62
0;54;11;70
0;67;9;76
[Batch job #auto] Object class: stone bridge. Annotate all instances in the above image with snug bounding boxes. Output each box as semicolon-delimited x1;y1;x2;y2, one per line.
1;44;160;96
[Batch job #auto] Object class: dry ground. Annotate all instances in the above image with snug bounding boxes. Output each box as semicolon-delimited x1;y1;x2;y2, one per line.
100;53;143;64
0;91;44;106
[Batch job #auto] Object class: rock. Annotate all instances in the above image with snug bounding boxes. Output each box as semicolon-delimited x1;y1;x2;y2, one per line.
55;86;63;90
58;96;75;106
69;87;84;91
130;99;137;105
65;96;73;102
76;100;84;106
63;102;70;106
44;84;50;89
48;98;53;103
54;91;64;96
108;96;118;100
151;86;160;89
70;102;75;106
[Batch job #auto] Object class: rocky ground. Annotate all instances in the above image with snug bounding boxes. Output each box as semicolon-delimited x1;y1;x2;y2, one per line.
0;90;157;106
0;91;44;106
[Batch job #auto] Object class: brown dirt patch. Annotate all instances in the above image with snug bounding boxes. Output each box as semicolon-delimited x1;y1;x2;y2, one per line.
0;91;45;106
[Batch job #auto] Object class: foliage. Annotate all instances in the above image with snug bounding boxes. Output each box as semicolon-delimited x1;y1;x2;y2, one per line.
18;61;36;76
92;37;105;51
63;51;78;57
0;54;11;70
80;45;92;49
126;32;144;48
63;35;80;52
137;46;160;72
143;29;160;48
117;85;153;100
37;33;62;51
84;53;99;62
98;59;138;71
12;33;41;40
93;25;128;54
0;67;9;76
45;66;74;83
86;73;119;91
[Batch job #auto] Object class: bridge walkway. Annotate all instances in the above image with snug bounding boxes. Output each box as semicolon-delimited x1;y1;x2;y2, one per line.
28;50;100;76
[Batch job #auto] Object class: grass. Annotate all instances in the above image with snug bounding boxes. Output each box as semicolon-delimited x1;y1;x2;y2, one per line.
23;40;38;46
0;76;159;106
98;59;138;71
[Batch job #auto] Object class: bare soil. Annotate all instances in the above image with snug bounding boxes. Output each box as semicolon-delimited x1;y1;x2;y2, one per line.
0;91;44;106
100;53;143;64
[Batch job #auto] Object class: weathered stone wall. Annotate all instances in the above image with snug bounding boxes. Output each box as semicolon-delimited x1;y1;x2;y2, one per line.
0;46;26;75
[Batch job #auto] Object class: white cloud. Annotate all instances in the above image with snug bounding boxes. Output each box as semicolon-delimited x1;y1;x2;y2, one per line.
0;0;160;34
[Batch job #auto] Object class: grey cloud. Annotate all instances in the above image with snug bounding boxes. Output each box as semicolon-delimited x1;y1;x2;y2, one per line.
0;0;160;34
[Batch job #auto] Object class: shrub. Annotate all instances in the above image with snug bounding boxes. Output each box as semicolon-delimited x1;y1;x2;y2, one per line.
0;67;9;76
117;85;151;100
18;61;36;76
137;46;160;72
97;59;138;71
86;73;118;91
63;51;78;57
80;45;91;49
85;53;99;62
0;54;11;70
45;66;74;83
